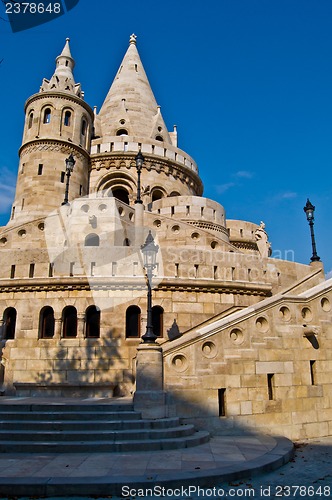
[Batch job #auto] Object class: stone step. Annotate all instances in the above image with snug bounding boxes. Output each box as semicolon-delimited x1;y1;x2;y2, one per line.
0;403;134;413
0;400;210;453
0;424;195;442
0;411;141;421
0;417;181;431
0;430;210;453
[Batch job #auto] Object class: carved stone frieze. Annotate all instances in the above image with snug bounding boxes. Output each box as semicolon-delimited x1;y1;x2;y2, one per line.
19;140;88;161
231;241;258;251
187;220;229;236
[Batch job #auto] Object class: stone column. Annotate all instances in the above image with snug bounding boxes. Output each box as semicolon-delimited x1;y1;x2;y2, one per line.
133;343;166;418
77;314;85;338
54;318;62;339
134;203;145;246
135;202;144;226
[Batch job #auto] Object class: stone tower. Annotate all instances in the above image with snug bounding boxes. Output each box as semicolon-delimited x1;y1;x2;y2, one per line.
10;39;94;224
90;34;203;206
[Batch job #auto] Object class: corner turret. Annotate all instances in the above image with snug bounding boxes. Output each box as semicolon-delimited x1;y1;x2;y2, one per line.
9;39;94;224
40;38;82;96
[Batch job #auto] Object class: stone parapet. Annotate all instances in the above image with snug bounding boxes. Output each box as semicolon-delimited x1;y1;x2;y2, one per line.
90;138;198;174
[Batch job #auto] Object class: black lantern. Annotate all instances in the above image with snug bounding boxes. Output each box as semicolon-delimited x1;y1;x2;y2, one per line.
135;150;144;204
303;199;320;262
140;230;159;343
141;231;158;268
62;154;76;205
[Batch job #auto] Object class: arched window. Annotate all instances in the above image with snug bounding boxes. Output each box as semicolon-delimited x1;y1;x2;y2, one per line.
116;129;128;136
155;135;163;141
39;306;55;339
2;308;17;340
43;108;51;124
28;111;33;129
112;188;129;205
152;306;163;337
169;191;180;197
81;119;87;136
64;110;71;126
123;238;130;246
125;305;141;338
152;189;164;202
86;306;100;338
84;234;100;247
62;306;77;338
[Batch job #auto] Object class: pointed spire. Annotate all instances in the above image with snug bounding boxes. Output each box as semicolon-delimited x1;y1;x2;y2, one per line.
98;35;171;143
40;38;82;97
59;37;73;60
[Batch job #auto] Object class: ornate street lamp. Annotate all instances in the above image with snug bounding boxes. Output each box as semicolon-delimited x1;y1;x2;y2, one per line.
62;154;76;205
303;199;320;262
141;230;159;343
135;150;144;204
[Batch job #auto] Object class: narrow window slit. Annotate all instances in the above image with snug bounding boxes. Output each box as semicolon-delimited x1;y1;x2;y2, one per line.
218;388;226;417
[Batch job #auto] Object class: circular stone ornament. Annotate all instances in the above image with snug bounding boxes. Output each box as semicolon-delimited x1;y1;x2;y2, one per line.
81;204;89;213
230;328;244;345
202;341;217;358
301;307;313;322
321;297;331;312
171;354;188;372
255;316;269;333
279;306;291;321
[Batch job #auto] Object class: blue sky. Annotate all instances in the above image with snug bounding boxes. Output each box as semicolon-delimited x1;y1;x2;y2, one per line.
0;0;331;276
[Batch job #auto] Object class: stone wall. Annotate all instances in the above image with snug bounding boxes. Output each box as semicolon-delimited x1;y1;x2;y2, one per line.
163;277;332;440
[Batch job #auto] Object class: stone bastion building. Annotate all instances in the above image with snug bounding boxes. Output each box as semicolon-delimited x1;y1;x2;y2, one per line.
0;35;331;440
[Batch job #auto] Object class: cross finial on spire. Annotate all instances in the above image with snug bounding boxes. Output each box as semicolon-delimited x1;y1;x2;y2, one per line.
129;34;137;45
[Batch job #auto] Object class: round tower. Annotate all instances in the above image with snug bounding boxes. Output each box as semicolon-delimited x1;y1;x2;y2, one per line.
89;35;203;205
10;39;94;224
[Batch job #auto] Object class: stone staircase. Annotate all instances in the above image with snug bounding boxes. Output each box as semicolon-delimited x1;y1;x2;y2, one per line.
0;400;210;453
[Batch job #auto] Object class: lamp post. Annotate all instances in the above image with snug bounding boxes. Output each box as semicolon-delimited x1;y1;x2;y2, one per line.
303;199;320;262
141;230;159;343
135;150;144;204
62;154;76;205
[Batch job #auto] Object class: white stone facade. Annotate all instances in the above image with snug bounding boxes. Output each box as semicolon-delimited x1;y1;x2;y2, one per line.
0;36;331;440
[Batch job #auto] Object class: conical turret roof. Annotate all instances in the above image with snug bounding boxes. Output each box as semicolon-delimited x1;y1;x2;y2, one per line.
40;38;82;97
58;37;73;60
98;35;171;143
